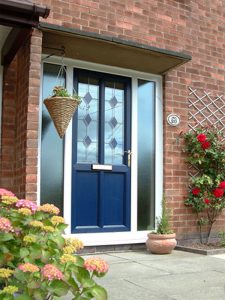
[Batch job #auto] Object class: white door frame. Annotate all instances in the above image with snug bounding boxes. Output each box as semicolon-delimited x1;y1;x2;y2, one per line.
39;56;163;246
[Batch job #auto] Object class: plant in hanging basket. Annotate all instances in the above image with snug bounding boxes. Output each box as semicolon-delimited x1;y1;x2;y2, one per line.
44;86;81;138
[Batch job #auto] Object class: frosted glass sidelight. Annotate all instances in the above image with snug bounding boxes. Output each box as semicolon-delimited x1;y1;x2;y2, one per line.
41;63;64;214
137;80;155;230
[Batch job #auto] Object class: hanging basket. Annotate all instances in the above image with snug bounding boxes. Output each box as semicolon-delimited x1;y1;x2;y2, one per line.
44;96;80;138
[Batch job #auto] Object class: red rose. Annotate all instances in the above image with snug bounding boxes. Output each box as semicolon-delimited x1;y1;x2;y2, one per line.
201;141;211;150
219;182;225;189
192;188;201;195
204;198;211;205
213;188;224;198
197;134;207;143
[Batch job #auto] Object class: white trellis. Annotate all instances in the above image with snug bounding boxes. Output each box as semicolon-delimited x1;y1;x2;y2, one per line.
188;87;225;139
188;87;225;178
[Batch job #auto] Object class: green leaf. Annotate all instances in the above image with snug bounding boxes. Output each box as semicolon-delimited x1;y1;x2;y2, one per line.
90;286;108;300
29;244;42;259
49;280;70;296
82;289;94;299
32;290;45;300
0;245;10;254
34;211;45;220
14;269;27;282
41;250;51;263
16;294;32;300
51;236;65;248
81;278;95;288
56;223;68;232
0;295;14;300
67;277;79;291
73;295;90;300
20;248;29;258
27;280;41;289
76;267;90;283
0;233;14;242
74;255;84;267
93;271;107;278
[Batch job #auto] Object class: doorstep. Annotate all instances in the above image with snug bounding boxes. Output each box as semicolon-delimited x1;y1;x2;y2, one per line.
78;243;146;254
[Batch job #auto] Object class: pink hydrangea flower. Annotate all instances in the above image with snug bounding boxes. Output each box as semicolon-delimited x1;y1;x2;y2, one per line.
18;263;39;273
16;199;37;213
41;264;63;281
0;189;15;197
0;217;14;233
38;204;60;215
84;257;109;274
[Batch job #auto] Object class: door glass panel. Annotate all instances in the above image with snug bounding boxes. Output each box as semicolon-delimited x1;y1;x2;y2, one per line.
104;81;124;164
137;79;155;230
77;76;99;163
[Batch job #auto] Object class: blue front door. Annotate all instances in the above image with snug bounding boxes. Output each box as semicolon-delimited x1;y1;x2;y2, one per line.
71;69;131;233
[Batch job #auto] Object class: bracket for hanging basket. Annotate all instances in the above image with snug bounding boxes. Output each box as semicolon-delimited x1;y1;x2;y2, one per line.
44;95;81;138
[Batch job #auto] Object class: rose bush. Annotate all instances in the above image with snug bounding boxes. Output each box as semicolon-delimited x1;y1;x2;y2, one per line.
183;127;225;243
0;188;108;300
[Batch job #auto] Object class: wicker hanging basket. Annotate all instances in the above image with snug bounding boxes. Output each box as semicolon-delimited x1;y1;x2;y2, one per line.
44;96;80;138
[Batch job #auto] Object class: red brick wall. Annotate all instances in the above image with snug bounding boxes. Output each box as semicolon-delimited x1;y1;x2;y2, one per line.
34;0;225;238
1;60;17;191
2;0;225;240
0;29;42;201
25;29;43;201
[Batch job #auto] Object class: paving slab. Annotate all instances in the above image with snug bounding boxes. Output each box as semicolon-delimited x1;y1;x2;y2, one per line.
65;250;225;300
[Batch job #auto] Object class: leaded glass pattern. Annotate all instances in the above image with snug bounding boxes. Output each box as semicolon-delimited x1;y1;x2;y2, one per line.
104;81;124;164
77;77;99;163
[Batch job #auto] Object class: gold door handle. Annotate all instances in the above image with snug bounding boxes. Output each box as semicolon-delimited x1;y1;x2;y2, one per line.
124;150;132;167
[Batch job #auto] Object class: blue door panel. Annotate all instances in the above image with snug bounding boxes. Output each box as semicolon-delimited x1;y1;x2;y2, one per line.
103;172;125;226
73;171;98;228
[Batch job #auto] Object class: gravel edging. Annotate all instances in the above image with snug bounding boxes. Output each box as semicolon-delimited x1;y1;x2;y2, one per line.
175;245;225;255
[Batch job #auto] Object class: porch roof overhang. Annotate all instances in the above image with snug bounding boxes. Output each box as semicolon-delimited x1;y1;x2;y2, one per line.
0;0;50;27
40;22;191;75
0;0;50;65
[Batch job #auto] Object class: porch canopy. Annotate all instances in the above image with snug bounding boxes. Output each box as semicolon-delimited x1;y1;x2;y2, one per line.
40;23;191;75
0;0;50;65
0;0;49;27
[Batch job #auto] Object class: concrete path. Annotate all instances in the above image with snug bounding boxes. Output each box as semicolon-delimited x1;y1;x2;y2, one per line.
88;250;225;300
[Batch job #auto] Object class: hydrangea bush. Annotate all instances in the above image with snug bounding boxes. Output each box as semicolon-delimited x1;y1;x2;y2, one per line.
183;127;225;243
0;188;108;299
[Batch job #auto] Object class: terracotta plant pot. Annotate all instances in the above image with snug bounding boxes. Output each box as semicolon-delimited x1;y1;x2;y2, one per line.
146;233;177;254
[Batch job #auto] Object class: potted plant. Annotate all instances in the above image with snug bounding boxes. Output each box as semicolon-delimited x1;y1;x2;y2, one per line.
146;195;177;254
44;86;81;138
0;188;108;299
